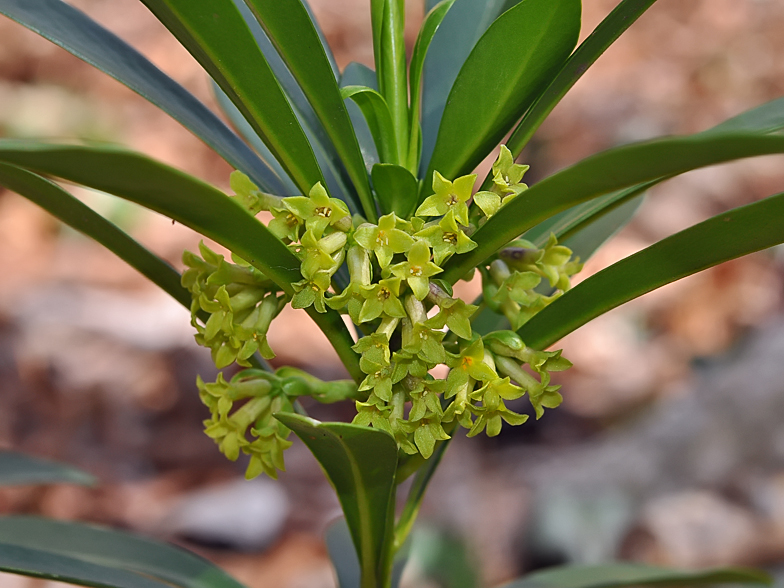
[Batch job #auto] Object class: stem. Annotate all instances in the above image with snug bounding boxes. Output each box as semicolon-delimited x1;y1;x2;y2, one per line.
393;426;454;550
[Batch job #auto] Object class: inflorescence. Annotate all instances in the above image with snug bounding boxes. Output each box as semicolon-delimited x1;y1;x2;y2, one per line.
182;146;582;479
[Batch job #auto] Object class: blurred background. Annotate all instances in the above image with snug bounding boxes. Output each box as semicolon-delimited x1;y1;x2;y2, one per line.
2;0;784;586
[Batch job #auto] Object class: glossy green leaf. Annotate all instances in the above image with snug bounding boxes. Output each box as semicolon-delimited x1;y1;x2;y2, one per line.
0;516;245;588
228;0;359;210
518;191;784;350
371;163;418;218
423;0;580;198
0;542;172;588
0;141;362;382
243;0;376;220
505;0;659;160
275;413;398;588
706;96;784;135
419;0;521;173
326;519;361;588
342;86;399;166
372;0;408;166
0;0;286;195
503;563;771;588
0;163;191;310
443;132;784;284
408;0;455;172
140;0;323;195
341;63;380;170
0;452;95;487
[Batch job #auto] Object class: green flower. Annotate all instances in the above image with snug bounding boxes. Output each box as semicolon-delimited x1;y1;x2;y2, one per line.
389;240;442;300
358;278;407;322
445;339;497;390
268;205;305;242
412;419;451;459
425;297;478;340
408;378;446;422
414;211;477;265
391;349;430;381
491;145;529;197
416;171;476;225
299;229;347;278
358;361;398;402
402;320;446;365
529;386;564;419
291;270;332;313
281;182;351;237
354;213;415;268
353;333;391;371
353;396;393;433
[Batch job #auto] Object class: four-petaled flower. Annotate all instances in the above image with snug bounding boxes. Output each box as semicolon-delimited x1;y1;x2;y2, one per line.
389;240;442;300
354;213;415;268
415;210;477;265
281;182;350;236
415;171;476;225
358;277;407;322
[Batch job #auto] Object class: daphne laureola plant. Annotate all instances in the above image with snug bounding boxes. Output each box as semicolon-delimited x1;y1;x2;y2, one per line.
0;0;783;587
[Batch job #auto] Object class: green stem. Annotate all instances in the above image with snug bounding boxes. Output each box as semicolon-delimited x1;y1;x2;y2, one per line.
393;428;453;550
381;0;409;165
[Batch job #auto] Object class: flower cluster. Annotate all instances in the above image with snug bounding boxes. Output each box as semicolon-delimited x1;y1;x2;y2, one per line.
184;148;582;477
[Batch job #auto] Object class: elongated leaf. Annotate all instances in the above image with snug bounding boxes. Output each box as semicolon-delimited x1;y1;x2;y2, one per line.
302;0;339;78
707;96;784;135
341;63;380;170
408;0;455;171
0;516;245;588
275;414;398;588
0;542;173;588
505;0;660;159
420;0;521;173
0;141;362;381
140;0;323;196
227;0;358;209
0;0;286;195
560;195;645;262
518;191;784;350
325;519;361;588
423;0;580;198
0;452;95;487
443;132;784;284
503;563;771;588
342;86;399;165
371;164;418;218
243;0;375;220
0;163;191;309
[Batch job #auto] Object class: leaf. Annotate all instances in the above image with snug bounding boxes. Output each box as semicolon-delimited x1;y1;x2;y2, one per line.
140;0;323;195
341;62;380;170
0;0;286;195
442;132;784;284
407;0;455;171
706;95;784;135
242;0;376;220
0;141;362;382
518;191;784;350
0;542;172;588
275;413;398;588
372;0;408;166
342;86;399;165
0;163;191;310
422;0;580;198
0;516;245;588
325;519;361;588
225;0;359;211
502;563;771;588
419;0;521;173
371;164;419;218
505;0;660;158
0;452;95;487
